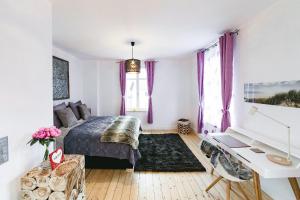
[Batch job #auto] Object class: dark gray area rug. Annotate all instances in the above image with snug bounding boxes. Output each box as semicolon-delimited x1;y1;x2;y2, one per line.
134;134;206;172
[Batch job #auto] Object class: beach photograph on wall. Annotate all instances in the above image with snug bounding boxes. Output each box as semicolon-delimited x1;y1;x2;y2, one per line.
244;80;300;108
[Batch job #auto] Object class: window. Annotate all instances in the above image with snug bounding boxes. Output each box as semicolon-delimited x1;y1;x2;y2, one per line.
203;44;222;127
126;66;148;111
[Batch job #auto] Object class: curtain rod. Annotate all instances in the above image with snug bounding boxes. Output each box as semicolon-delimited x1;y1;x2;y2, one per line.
116;60;158;63
202;29;239;52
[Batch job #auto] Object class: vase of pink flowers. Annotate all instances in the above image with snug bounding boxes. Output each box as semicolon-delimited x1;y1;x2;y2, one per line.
28;127;61;163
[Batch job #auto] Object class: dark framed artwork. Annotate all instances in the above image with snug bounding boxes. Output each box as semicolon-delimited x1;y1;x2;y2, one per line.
244;80;300;108
53;56;70;100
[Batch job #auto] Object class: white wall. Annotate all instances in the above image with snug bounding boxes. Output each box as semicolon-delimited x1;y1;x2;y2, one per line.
232;0;300;199
93;58;195;130
53;46;84;105
82;60;100;115
97;60;122;117
0;1;52;199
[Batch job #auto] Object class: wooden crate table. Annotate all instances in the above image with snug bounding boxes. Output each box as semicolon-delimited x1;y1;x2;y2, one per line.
20;155;85;200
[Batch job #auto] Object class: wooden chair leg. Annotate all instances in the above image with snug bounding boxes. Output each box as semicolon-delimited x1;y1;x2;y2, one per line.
205;176;223;192
237;183;250;200
288;178;300;200
226;181;231;200
252;171;262;200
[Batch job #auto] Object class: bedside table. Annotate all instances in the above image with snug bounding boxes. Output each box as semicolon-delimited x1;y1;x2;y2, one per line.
20;155;85;200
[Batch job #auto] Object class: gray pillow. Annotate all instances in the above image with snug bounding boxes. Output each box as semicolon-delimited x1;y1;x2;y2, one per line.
53;103;67;128
69;101;82;120
78;104;91;120
56;107;78;128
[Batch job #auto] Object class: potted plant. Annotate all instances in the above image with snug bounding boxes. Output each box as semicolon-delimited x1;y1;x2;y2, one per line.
27;127;61;163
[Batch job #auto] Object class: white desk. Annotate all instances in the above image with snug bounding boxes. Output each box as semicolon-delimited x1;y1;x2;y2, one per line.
204;127;300;200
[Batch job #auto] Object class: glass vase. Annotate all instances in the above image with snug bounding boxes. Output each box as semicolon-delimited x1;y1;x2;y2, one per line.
40;142;51;169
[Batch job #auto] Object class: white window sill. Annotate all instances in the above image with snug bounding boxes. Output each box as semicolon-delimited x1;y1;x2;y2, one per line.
126;109;147;112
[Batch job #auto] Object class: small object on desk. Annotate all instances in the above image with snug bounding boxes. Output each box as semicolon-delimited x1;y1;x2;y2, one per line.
213;135;250;148
267;154;293;166
250;148;265;153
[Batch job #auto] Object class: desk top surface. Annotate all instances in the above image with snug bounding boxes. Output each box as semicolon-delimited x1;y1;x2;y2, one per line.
204;129;300;178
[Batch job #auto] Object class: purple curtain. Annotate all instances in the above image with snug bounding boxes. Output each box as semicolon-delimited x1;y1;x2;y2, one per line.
197;51;205;133
145;61;155;124
119;61;126;115
219;32;234;132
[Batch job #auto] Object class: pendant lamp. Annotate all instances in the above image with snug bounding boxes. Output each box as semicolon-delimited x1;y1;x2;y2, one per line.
125;42;141;73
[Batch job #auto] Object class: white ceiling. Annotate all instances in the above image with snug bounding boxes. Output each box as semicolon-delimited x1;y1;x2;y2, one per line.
51;0;277;60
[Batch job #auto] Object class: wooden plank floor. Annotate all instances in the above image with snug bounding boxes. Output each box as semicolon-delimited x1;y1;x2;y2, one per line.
85;130;273;200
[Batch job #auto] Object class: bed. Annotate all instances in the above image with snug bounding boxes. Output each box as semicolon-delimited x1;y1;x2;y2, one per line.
56;115;142;169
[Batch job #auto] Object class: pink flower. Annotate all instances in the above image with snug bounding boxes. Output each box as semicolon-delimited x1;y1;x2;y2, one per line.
49;127;61;137
51;127;61;137
32;127;61;139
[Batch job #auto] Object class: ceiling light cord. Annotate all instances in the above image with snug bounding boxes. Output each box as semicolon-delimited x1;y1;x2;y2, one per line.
131;41;135;59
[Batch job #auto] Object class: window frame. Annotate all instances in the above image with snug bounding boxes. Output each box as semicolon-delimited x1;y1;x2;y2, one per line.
126;67;148;112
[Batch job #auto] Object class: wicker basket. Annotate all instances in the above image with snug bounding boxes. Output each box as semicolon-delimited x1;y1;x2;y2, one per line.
177;119;191;134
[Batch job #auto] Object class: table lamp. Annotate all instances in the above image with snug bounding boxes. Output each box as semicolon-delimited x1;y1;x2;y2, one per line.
249;106;292;166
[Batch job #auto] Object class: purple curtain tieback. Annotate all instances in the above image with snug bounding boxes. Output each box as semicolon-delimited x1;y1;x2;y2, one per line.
221;109;229;114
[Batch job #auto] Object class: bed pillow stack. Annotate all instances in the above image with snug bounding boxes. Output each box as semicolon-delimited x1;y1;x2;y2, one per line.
53;100;91;128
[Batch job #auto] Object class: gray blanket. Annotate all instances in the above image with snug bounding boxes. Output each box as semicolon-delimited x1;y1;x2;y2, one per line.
61;116;141;166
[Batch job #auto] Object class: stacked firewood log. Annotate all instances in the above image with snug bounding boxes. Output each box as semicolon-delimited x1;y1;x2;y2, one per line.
20;155;85;200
